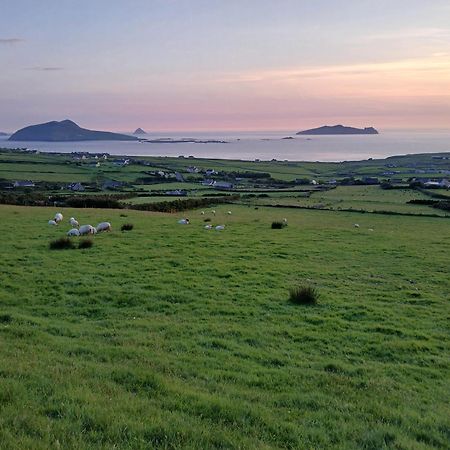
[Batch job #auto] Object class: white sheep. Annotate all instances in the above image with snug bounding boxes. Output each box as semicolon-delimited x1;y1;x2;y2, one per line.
79;224;96;235
54;213;63;223
69;217;79;228
215;225;225;230
96;222;112;232
283;218;288;223
201;211;205;215
67;228;80;237
354;223;360;228
204;224;212;229
368;228;374;232
211;210;216;215
227;211;232;215
178;218;190;225
48;220;58;226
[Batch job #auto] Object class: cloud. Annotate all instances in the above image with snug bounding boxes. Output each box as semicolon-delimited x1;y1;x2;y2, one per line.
26;66;64;71
0;38;24;45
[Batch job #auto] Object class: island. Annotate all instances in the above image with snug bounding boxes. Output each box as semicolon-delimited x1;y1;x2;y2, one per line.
0;132;9;136
296;125;379;135
133;128;147;135
8;120;138;142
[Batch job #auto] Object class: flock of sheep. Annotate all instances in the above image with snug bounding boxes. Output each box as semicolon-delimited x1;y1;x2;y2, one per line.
178;209;232;230
48;212;111;236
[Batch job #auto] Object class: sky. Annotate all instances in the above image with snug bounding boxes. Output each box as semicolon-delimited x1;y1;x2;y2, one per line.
1;0;450;132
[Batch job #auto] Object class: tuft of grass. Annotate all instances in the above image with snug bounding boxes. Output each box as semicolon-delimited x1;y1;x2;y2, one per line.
49;237;75;250
204;218;212;222
0;314;12;323
78;239;94;249
289;284;319;305
271;221;287;229
121;223;134;231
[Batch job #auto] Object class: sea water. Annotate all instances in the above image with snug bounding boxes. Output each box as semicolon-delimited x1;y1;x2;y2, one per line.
1;129;449;162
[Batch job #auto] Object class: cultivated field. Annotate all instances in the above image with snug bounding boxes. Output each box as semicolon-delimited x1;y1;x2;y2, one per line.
0;204;449;449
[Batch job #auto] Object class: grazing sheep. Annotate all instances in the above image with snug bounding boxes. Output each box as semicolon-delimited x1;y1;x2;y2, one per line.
79;224;96;235
178;218;190;225
69;217;79;228
212;210;216;216
227;211;232;215
354;223;360;228
96;222;112;232
201;211;205;215
67;228;80;237
204;224;212;229
215;225;225;230
48;220;58;226
283;218;288;223
368;228;374;232
54;213;63;223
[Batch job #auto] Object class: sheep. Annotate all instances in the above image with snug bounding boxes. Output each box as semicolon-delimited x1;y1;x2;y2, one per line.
227;211;232;215
48;220;58;226
67;228;80;237
96;222;112;232
211;210;216;215
201;211;205;215
54;213;63;223
354;223;360;228
69;217;79;228
178;218;190;225
283;218;288;223
79;224;96;235
368;228;374;232
204;224;212;229
215;225;225;230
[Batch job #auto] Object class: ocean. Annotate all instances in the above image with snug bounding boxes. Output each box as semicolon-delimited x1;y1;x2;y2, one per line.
1;129;449;162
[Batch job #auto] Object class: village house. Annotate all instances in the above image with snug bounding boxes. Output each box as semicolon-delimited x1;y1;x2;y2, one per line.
13;180;35;188
67;182;85;192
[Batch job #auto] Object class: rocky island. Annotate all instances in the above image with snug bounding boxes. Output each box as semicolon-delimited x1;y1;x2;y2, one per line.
133;128;147;135
297;125;379;135
9;120;138;141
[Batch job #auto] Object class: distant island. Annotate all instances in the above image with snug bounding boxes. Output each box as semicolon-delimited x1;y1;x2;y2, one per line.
133;128;147;135
296;125;379;135
0;132;9;136
9;120;138;142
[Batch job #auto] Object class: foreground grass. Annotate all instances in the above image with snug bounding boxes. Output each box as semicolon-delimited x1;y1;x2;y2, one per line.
0;204;449;449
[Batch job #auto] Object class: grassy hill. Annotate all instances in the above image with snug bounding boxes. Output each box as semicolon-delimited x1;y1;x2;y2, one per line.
0;204;449;449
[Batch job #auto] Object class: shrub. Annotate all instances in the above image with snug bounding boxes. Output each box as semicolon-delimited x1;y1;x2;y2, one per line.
204;218;212;222
78;239;94;249
271;221;287;229
121;223;134;231
289;284;319;305
49;237;75;250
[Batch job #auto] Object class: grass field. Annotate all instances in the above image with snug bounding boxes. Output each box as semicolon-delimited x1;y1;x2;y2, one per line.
0;204;449;449
248;186;450;217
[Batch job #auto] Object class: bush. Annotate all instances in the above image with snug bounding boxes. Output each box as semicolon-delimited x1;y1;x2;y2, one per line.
49;237;75;250
121;223;134;231
78;239;94;249
271;221;287;229
289;284;319;305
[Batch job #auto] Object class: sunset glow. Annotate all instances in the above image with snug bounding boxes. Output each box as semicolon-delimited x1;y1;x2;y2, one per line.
1;1;449;131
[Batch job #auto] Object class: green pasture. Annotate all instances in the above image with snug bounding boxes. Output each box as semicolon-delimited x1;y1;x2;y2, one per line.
246;186;449;216
0;204;449;449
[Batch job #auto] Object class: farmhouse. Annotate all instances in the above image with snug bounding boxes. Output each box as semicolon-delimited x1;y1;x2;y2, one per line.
13;180;35;188
67;182;85;192
213;181;234;190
